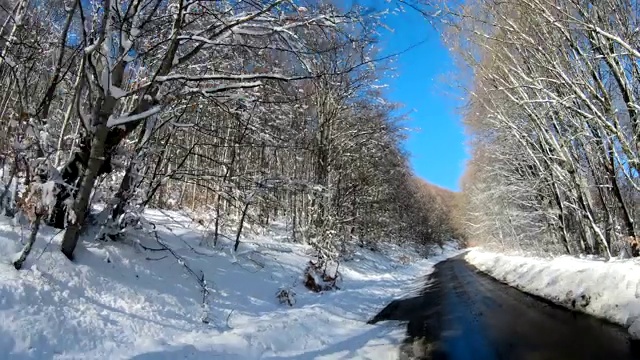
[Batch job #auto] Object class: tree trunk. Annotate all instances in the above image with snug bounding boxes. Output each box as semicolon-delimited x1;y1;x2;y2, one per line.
47;120;141;229
0;161;15;213
608;149;636;240
112;128;150;221
54;58;85;167
6;166;19;217
0;0;26;68
214;193;222;246
60;122;110;259
112;159;136;222
234;202;250;252
13;215;41;270
551;180;571;254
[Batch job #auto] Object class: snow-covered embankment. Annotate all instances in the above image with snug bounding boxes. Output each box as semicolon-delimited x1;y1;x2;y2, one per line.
465;249;640;338
0;210;461;359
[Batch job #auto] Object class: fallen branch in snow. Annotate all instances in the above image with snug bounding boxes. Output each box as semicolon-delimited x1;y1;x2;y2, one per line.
150;230;203;282
230;250;264;274
139;222;213;324
231;262;263;274
137;243;168;251
244;241;294;253
162;224;215;257
201;272;211;324
240;250;266;269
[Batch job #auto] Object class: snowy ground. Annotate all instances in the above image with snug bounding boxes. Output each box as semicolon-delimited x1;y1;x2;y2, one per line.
465;249;640;338
0;210;460;359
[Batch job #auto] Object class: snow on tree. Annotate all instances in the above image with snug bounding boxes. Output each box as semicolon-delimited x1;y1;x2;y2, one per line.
0;0;455;265
444;0;639;258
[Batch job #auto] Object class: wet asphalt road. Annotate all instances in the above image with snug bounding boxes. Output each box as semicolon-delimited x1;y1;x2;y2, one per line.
369;256;640;360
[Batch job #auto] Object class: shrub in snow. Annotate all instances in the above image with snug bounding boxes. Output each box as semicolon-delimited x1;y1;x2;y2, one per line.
303;260;341;292
18;178;56;222
397;255;412;265
13;165;58;270
276;288;296;306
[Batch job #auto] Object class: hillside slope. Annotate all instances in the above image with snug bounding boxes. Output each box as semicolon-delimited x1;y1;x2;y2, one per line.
0;210;459;359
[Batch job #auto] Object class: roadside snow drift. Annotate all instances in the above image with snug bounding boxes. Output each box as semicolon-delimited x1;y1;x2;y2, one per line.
465;249;640;338
0;211;459;359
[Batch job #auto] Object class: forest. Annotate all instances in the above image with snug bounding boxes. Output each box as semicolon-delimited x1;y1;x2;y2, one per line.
0;0;461;270
3;0;636;267
2;0;640;357
448;0;639;258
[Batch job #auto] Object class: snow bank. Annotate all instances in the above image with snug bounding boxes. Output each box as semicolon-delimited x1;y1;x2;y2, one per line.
0;210;460;359
465;249;640;338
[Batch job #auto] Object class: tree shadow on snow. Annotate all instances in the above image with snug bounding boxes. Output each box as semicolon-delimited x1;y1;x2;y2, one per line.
128;344;247;360
261;324;401;360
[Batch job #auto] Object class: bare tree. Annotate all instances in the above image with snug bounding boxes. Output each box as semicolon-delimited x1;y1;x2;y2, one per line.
446;0;639;257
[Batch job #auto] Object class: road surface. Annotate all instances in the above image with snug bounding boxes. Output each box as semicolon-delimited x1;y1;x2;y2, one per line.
369;256;640;360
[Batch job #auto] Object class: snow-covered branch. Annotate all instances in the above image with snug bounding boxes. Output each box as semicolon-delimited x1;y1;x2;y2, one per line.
107;106;163;128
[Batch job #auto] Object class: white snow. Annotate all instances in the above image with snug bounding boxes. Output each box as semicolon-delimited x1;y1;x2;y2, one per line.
107;106;162;127
465;249;640;338
109;86;128;100
84;43;98;54
0;210;460;359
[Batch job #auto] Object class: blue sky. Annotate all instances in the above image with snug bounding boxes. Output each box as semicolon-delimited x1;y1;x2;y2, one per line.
369;2;469;191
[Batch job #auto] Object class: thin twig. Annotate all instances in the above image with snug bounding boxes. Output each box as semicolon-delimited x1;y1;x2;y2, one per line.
137;242;168;251
226;309;235;328
35;228;64;262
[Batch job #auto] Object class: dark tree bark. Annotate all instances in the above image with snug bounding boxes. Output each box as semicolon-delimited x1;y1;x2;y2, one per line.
234;202;250;252
60;122;111;259
13;215;41;270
